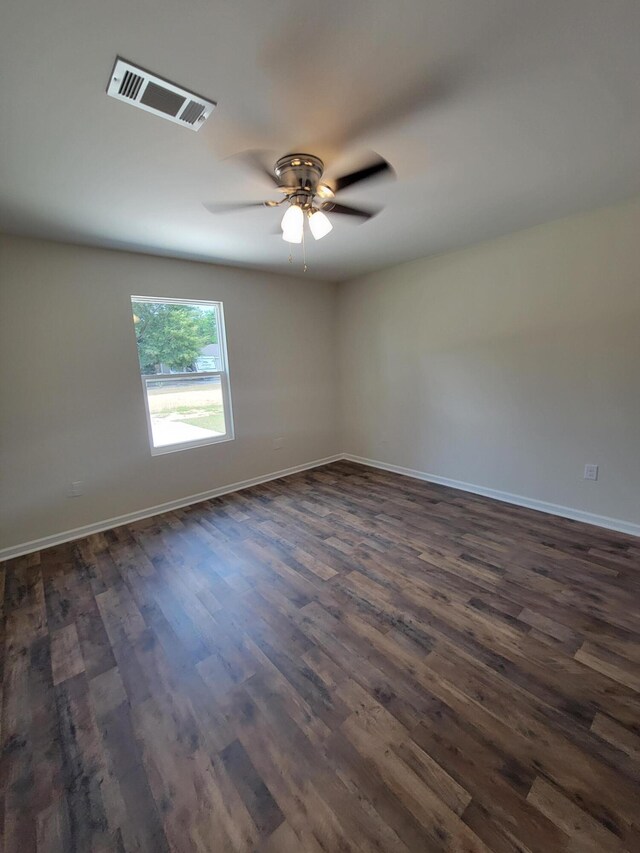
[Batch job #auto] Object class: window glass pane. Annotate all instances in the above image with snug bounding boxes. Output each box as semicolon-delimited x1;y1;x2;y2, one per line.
145;375;226;448
131;300;221;375
130;297;233;453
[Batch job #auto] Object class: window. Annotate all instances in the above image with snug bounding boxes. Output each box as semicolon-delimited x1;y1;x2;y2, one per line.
131;297;234;454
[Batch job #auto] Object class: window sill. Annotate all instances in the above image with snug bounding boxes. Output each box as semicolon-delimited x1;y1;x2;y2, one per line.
150;433;235;456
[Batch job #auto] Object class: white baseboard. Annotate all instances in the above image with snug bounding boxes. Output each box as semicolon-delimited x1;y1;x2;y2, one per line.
342;453;640;538
0;454;343;562
3;450;637;560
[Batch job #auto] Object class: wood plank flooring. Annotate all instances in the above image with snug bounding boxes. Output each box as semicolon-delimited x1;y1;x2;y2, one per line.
1;460;639;852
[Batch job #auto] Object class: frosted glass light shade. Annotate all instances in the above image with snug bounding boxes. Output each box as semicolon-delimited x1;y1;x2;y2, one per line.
309;209;333;240
282;227;302;244
281;204;303;233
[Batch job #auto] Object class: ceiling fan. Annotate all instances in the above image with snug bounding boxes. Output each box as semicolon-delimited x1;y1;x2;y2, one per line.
205;152;394;244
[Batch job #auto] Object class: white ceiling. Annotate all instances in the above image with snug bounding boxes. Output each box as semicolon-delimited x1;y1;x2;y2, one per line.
1;0;639;281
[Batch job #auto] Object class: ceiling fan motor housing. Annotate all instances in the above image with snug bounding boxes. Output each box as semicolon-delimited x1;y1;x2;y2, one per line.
275;154;324;202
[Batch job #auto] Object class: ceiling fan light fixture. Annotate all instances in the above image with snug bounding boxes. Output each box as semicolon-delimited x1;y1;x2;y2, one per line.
281;203;303;232
308;209;333;240
281;202;304;243
282;227;303;244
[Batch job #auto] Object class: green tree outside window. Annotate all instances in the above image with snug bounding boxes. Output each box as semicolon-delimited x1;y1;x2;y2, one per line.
132;302;218;373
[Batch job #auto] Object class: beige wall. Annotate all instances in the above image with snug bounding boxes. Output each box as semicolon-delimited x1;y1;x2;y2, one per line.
338;198;640;526
0;236;339;551
2;197;639;553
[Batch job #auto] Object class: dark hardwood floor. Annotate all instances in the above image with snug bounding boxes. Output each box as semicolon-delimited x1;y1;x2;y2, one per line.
2;461;639;852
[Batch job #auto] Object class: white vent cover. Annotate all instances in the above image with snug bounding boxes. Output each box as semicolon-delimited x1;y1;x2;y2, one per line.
106;58;216;131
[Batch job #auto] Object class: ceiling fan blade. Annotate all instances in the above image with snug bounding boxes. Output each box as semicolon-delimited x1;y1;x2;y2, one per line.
234;150;281;188
321;202;379;220
332;157;394;193
203;201;273;214
332;67;459;151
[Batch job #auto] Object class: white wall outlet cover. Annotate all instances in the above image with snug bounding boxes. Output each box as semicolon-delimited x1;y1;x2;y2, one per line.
273;437;284;450
583;464;599;481
69;480;84;496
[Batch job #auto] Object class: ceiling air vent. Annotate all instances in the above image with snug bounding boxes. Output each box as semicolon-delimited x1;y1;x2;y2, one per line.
106;57;216;131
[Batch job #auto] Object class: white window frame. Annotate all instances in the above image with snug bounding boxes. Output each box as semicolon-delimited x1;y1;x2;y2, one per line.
131;296;235;456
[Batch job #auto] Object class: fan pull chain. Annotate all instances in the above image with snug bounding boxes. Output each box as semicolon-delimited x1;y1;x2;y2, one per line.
302;226;307;273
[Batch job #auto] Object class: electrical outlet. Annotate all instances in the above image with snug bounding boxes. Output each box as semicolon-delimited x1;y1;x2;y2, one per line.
68;480;84;497
273;437;284;450
583;464;598;481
